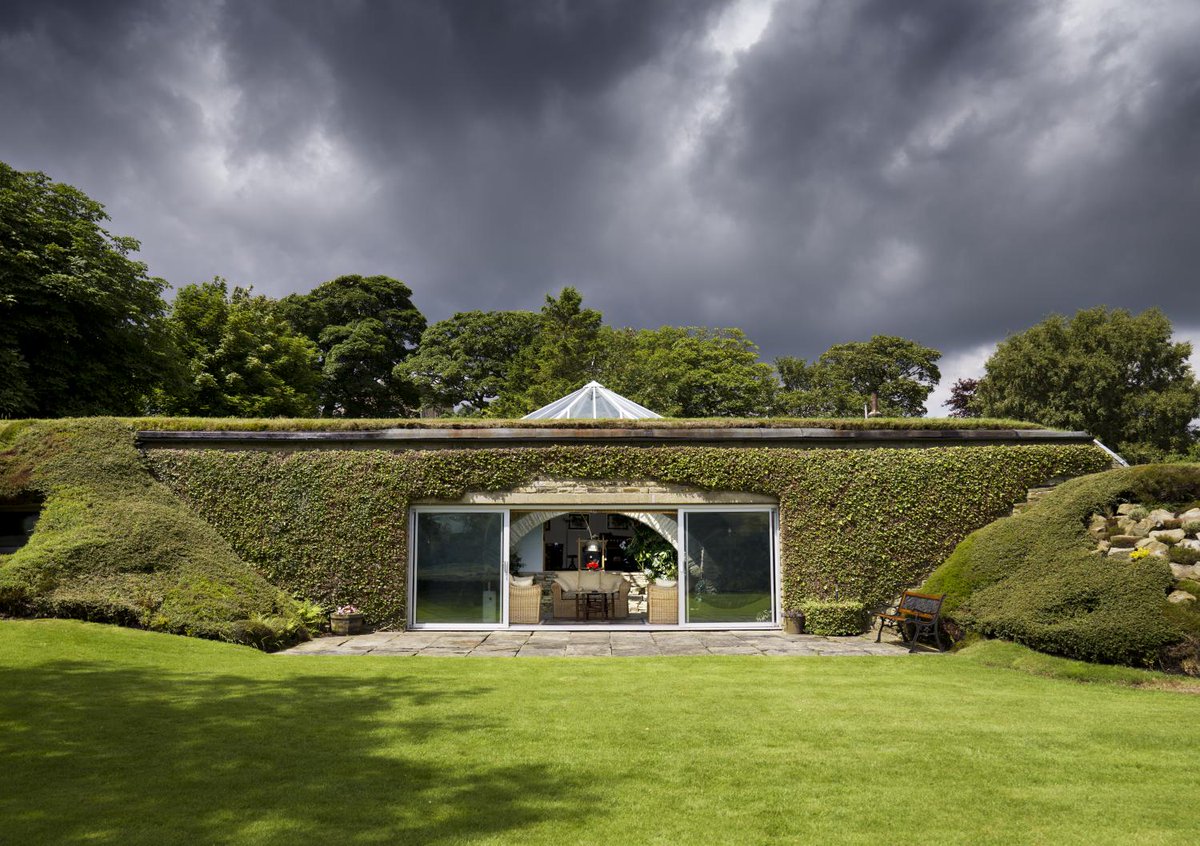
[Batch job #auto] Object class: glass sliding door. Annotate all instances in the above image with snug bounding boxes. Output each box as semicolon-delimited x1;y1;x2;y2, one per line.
682;509;775;625
412;510;506;627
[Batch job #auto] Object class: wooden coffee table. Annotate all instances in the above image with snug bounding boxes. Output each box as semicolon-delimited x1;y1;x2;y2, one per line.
575;590;611;621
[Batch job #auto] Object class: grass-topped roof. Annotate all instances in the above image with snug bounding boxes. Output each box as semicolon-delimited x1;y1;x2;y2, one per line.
101;416;1054;432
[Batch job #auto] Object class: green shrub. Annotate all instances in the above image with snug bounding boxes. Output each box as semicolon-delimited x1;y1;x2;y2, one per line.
1183;521;1200;535
1161;601;1200;675
294;597;328;633
227;618;285;650
924;464;1200;668
799;600;866;636
1128;506;1149;521
0;419;308;651
1176;579;1200;596
1168;546;1200;566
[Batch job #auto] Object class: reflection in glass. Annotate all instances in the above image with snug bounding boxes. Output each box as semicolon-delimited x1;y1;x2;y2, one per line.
415;512;503;624
685;512;772;624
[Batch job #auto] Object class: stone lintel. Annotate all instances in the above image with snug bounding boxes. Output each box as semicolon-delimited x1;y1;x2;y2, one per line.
415;479;775;506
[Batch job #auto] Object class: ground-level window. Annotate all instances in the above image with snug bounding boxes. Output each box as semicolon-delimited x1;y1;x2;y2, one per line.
682;510;775;624
412;511;506;626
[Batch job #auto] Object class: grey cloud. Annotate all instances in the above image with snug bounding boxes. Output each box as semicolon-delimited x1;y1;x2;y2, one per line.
1;0;1198;371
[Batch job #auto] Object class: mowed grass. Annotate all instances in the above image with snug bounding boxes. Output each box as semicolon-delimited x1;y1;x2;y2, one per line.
2;622;1198;845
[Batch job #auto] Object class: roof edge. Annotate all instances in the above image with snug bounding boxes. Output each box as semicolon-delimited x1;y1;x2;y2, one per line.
136;426;1095;448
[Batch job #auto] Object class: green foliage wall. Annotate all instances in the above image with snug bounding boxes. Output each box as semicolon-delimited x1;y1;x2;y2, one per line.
148;442;1110;629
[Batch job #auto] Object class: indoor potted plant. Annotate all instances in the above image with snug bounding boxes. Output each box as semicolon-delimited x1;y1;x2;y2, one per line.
330;603;365;635
628;524;676;585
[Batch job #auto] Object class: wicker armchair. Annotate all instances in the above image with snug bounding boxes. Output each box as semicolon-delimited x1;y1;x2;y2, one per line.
508;581;543;625
647;582;679;625
551;571;630;619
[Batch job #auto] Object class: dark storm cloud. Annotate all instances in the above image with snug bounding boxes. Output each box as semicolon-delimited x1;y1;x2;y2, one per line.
2;0;1199;392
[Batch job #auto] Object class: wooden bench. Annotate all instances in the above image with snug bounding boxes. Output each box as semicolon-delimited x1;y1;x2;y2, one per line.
874;590;946;652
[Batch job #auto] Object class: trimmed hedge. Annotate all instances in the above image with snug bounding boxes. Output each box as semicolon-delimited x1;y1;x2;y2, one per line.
147;438;1109;629
0;420;309;650
923;465;1200;669
799;601;866;636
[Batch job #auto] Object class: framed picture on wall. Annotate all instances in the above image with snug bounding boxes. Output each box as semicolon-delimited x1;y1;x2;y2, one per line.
566;513;588;530
607;514;631;530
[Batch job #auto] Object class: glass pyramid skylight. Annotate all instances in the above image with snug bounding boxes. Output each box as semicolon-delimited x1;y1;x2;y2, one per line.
521;381;663;420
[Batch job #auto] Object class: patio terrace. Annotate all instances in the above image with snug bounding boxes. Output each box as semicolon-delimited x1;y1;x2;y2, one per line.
280;629;918;657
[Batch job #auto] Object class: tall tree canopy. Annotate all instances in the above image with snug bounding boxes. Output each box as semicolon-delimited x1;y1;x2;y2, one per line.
489;287;605;416
775;335;942;417
973;307;1200;452
604;326;777;417
0;162;174;416
160;279;319;417
401;310;540;413
277;274;426;416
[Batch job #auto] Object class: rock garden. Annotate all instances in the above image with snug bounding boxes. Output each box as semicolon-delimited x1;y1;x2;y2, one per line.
1090;503;1200;607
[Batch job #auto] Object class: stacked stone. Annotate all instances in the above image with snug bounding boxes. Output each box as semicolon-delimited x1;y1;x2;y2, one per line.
1089;504;1200;605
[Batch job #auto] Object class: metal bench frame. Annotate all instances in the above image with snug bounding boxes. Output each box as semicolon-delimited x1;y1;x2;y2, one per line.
874;590;946;652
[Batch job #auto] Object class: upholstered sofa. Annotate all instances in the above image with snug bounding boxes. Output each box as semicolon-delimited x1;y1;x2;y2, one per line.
551;570;630;619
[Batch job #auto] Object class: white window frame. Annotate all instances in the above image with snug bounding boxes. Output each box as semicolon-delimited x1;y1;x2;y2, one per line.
408;506;509;631
406;503;780;631
677;506;780;630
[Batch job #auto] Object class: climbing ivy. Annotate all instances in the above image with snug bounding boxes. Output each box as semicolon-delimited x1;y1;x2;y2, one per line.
148;442;1110;628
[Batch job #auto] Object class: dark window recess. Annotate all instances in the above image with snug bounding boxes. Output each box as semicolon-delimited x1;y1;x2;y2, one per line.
0;501;41;554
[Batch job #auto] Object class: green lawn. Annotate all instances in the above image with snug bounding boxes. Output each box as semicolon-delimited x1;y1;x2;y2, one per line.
2;621;1198;845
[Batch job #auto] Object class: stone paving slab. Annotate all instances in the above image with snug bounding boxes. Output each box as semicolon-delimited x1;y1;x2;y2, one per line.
566;643;613;657
280;629;918;657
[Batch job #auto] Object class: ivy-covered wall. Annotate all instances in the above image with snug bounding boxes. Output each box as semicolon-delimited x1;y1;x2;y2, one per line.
148;444;1111;628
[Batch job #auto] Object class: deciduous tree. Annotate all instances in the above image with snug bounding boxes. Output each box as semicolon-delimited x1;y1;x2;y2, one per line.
604;326;776;417
944;378;979;418
400;310;540;413
488;287;605;416
161;279;319;417
0;162;174;416
775;336;942;417
974;307;1200;452
278;275;426;416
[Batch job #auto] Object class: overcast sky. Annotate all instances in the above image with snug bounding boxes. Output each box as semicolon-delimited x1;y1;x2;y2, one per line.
3;0;1199;412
